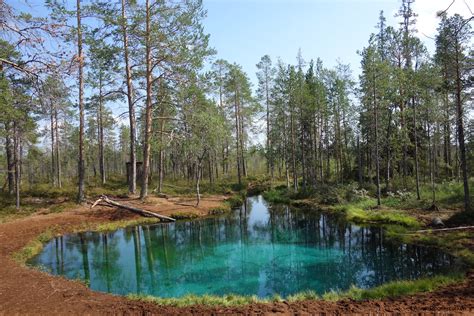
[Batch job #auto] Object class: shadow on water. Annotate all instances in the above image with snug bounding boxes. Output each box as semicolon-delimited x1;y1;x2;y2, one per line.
28;195;462;298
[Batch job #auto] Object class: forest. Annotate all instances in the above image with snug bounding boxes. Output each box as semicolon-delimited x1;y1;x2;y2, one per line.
0;0;473;314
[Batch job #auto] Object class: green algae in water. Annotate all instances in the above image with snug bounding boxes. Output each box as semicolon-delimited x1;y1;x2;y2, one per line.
28;196;461;298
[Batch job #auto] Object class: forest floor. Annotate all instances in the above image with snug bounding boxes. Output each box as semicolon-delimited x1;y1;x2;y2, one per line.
0;194;474;315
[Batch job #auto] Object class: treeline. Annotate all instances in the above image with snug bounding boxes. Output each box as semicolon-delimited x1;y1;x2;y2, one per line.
0;0;472;212
257;2;473;211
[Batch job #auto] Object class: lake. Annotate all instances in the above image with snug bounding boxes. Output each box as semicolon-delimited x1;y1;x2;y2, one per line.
28;195;460;298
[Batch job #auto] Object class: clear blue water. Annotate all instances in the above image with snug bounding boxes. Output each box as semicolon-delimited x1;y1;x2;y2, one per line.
28;196;460;298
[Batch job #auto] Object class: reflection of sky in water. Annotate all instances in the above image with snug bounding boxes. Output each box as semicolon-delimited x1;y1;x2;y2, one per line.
246;195;270;227
29;196;461;298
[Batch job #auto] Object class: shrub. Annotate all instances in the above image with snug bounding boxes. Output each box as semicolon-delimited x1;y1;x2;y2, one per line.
262;189;290;204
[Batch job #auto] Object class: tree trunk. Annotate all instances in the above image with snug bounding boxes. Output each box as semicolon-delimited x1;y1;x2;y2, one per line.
5;122;14;195
157;104;165;193
385;107;392;192
240;112;247;178
196;159;202;207
50;101;56;187
14;122;20;210
373;70;381;207
455;40;470;212
265;76;271;177
290;104;298;191
76;0;85;203
428;113;436;204
98;74;106;185
357;135;362;187
413;96;420;200
234;89;242;185
121;0;137;195
54;109;62;188
140;0;152;200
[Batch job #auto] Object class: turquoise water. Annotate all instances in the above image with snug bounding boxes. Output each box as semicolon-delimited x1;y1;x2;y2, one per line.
28;196;460;298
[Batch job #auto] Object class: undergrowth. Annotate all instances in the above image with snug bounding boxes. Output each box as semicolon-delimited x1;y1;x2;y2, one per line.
262;188;291;204
321;274;462;301
128;274;462;307
170;212;199;220
333;202;420;227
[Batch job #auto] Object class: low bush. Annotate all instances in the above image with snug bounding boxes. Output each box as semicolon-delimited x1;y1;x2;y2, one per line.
262;188;290;204
170;212;199;220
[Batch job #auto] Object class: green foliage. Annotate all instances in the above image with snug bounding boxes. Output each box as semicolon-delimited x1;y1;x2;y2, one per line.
286;290;319;302
170;212;199;220
340;204;420;227
225;194;245;208
208;204;232;215
246;175;273;195
13;229;56;264
321;274;462;301
128;293;262;307
94;219;160;232
262;188;291;204
128;274;462;307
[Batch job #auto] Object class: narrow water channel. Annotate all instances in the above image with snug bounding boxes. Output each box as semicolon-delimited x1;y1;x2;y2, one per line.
28;195;460;298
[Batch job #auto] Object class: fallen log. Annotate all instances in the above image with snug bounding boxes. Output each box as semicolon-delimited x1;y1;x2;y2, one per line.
410;226;474;234
91;195;176;222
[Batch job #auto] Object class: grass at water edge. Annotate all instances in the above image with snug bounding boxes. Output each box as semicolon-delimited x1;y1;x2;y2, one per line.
127;274;463;307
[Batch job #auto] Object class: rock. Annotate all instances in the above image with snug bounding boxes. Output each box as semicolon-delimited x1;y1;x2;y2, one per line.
431;217;444;227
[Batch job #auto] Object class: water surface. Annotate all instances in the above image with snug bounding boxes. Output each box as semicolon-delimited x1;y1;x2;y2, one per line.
29;196;460;298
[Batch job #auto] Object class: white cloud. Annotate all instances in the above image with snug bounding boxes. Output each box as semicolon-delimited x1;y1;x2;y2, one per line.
414;0;472;38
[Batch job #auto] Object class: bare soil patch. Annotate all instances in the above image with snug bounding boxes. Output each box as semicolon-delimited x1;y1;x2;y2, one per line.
0;196;473;315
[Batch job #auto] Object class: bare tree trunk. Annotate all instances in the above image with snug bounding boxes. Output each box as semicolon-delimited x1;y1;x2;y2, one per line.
413;96;420;200
140;0;152;200
455;42;470;212
5;122;14;195
157;98;165;193
401;100;408;187
14;122;20;210
385;107;392;192
196;159;202;207
318;115;324;182
234;90;242;185
76;0;85;203
98;74;106;185
50;101;56;187
373;71;381;207
290;104;298;191
357;135;362;187
428;114;436;205
265;76;271;177
54;109;61;188
239;109;247;177
121;0;137;195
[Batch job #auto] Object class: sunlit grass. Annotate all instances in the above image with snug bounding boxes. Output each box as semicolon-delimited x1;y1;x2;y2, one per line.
332;199;420;227
93;218;160;232
128;274;463;307
128;293;262;307
322;274;462;301
12;228;56;264
170;212;199;220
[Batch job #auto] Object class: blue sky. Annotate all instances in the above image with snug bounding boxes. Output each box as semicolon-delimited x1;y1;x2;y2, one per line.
9;0;471;141
203;0;472;85
11;0;471;85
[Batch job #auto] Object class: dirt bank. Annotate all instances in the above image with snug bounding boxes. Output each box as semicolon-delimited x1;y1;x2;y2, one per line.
0;196;473;315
